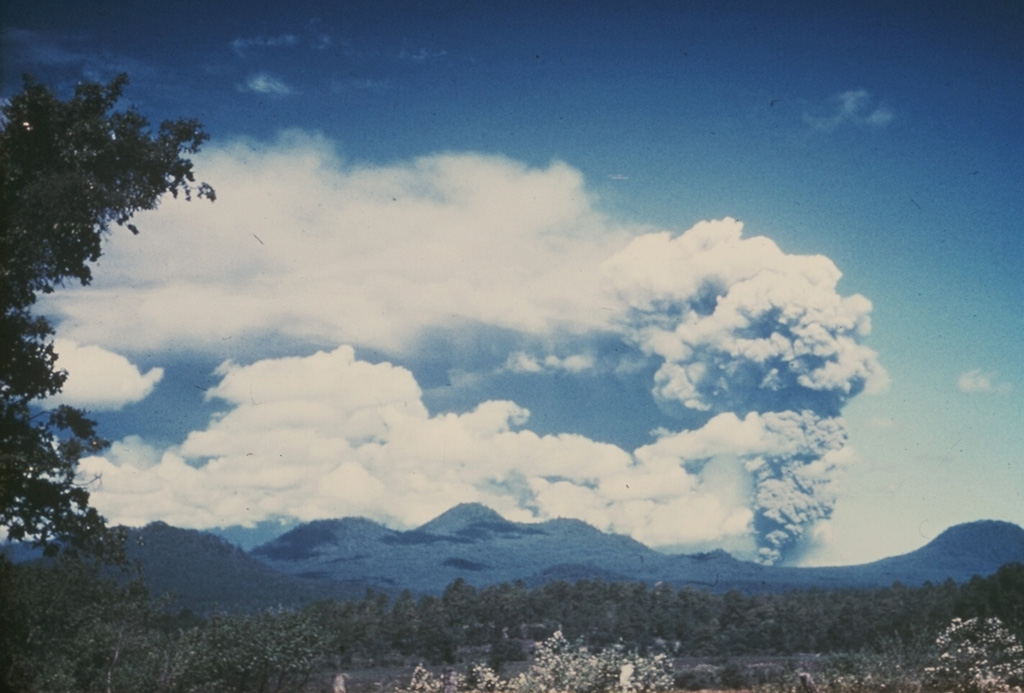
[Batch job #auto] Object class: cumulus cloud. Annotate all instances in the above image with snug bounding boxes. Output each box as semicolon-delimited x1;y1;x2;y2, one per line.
45;339;163;411
81;341;863;562
102;435;164;470
49;138;884;563
74;347;754;552
46;134;632;356
238;73;293;96
805;89;894;131
957;368;1013;394
80;346;636;531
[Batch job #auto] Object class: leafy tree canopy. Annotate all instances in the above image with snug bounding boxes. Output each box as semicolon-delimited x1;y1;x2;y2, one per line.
0;74;214;557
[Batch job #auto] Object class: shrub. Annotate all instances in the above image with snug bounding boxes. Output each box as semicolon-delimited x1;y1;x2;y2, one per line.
510;630;673;693
924;617;1024;693
185;608;330;692
395;631;673;693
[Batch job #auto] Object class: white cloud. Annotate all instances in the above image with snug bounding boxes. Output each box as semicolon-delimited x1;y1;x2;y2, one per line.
46;134;633;356
504;352;545;373
957;368;1013;394
79;346;633;532
45;339;163;411
239;73;293;96
77;345;867;560
504;351;596;374
103;435;164;470
47;139;885;562
805;89;894;131
62;347;696;549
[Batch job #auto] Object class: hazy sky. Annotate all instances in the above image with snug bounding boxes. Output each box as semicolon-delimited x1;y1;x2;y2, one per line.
3;1;1021;565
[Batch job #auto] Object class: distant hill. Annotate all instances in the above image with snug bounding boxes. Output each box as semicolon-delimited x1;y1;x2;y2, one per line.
119;522;372;613
251;503;655;592
811;519;1024;586
249;503;1024;595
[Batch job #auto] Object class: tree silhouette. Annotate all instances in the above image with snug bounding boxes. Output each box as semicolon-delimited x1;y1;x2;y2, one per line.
0;74;214;556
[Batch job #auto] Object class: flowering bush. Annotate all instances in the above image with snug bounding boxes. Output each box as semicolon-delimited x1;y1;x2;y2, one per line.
924;617;1024;693
395;631;673;693
465;663;510;692
511;630;672;693
399;664;462;693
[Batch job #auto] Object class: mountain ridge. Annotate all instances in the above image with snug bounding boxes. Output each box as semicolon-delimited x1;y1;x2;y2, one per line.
247;506;1024;596
6;508;1022;613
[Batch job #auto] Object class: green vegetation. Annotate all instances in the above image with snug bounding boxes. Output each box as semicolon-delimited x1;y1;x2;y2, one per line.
3;556;1023;692
1;556;327;692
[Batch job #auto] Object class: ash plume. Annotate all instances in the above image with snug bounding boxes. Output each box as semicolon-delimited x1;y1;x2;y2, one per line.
606;218;886;563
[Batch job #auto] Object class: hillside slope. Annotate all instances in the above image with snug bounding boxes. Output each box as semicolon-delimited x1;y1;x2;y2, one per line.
122;522;371;612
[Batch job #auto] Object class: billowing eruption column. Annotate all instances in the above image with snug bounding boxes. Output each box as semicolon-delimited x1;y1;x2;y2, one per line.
606;218;886;563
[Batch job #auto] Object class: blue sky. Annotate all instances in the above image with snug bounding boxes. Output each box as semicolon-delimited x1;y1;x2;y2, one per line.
3;1;1021;565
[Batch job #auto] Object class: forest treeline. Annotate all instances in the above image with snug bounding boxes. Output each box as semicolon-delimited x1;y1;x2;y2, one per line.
2;555;1023;692
307;563;1024;666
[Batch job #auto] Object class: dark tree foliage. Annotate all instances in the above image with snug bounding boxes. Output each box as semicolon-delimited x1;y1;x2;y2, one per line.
955;562;1024;640
3;558;329;693
4;559;1023;690
0;74;213;556
304;565;1024;666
